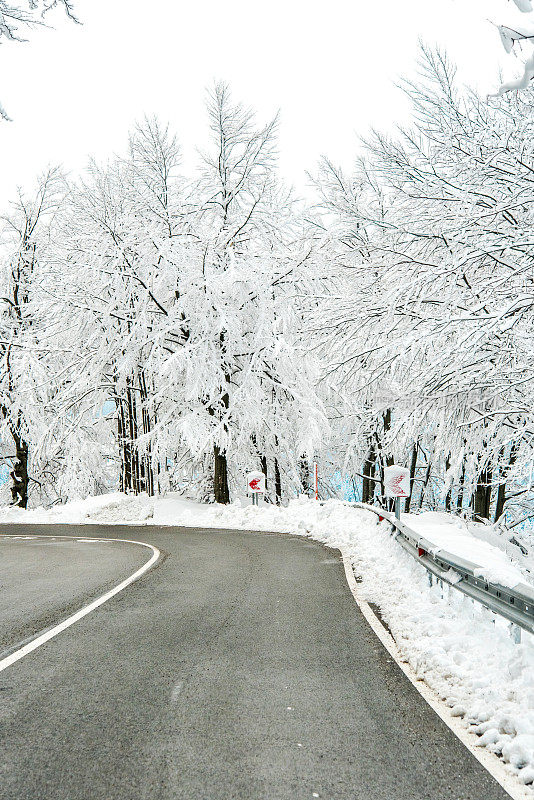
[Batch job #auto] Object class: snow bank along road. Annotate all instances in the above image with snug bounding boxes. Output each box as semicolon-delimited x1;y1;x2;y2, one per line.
0;524;513;800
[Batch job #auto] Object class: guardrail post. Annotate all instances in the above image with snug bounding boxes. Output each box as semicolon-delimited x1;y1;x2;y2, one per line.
510;623;522;644
427;572;433;588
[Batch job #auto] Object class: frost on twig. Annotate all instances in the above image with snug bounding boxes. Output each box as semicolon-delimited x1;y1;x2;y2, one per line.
0;98;11;121
492;0;534;95
0;1;77;43
497;23;534;53
0;1;78;120
490;50;534;96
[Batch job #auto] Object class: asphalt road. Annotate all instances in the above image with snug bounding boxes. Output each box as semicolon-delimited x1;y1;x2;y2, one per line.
0;535;146;654
0;524;512;800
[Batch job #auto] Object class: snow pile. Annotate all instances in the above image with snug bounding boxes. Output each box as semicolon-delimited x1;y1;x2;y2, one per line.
0;492;155;525
403;511;526;589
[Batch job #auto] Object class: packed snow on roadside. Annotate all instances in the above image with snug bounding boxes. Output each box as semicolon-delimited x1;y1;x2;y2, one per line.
2;492;534;785
0;492;155;525
402;511;528;588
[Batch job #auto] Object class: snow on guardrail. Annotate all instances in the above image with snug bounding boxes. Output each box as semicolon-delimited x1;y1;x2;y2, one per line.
357;503;534;639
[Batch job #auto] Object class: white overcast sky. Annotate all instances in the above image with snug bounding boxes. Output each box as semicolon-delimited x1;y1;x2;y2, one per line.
0;0;528;205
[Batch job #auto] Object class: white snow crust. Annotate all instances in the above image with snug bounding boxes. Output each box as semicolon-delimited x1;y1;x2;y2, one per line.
404;511;526;588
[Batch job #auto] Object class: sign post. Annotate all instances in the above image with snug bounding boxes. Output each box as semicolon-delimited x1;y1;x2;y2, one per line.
383;465;411;520
247;470;266;506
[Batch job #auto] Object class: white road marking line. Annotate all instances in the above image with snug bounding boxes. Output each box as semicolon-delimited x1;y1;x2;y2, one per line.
0;534;160;675
339;548;529;800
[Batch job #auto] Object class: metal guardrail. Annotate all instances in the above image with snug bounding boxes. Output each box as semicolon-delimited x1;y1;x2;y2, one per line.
355;503;534;639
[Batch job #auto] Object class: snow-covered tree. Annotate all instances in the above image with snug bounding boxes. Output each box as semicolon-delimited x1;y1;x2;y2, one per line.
313;46;534;528
0;167;65;506
174;83;325;502
38;90;326;505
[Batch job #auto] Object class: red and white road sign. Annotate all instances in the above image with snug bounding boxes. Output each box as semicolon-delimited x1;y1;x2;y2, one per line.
247;471;266;494
384;465;410;498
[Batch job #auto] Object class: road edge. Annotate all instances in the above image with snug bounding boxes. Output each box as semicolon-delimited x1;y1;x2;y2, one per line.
339;548;529;800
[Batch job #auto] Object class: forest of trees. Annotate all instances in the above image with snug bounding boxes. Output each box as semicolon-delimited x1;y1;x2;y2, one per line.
2;51;534;538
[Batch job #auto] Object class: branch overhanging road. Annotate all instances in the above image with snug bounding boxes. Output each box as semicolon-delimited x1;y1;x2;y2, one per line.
0;524;513;800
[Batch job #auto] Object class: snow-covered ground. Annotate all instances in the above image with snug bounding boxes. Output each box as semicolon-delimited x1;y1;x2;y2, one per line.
2;492;534;786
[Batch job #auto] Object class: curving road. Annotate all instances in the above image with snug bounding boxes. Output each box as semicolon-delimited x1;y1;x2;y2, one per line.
0;524;512;800
0;535;148;655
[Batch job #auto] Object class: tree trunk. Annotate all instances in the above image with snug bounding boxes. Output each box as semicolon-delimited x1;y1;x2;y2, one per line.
260;454;268;500
126;383;140;494
419;453;432;510
444;453;452;512
473;460;492;522
494;443;519;523
376;410;393;509
139;369;154;496
362;443;376;504
404;443;418;513
274;457;282;505
213;444;230;504
456;452;466;513
383;409;393;467
494;481;506;524
299;456;310;496
10;428;29;509
117;397;132;493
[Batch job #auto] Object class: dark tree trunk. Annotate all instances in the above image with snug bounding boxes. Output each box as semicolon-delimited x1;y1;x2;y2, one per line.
126;383;140;494
494;443;519;523
117;397;132;493
362;443;376;505
444;453;452;512
211;377;231;504
118;402;125;493
472;460;492;522
456;452;466;513
261;454;268;495
139;369;154;496
213;444;230;503
274;457;282;505
404;443;418;513
10;428;29;509
494;483;505;524
383;409;393;467
376;410;393;510
299;456;310;496
419;454;433;510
